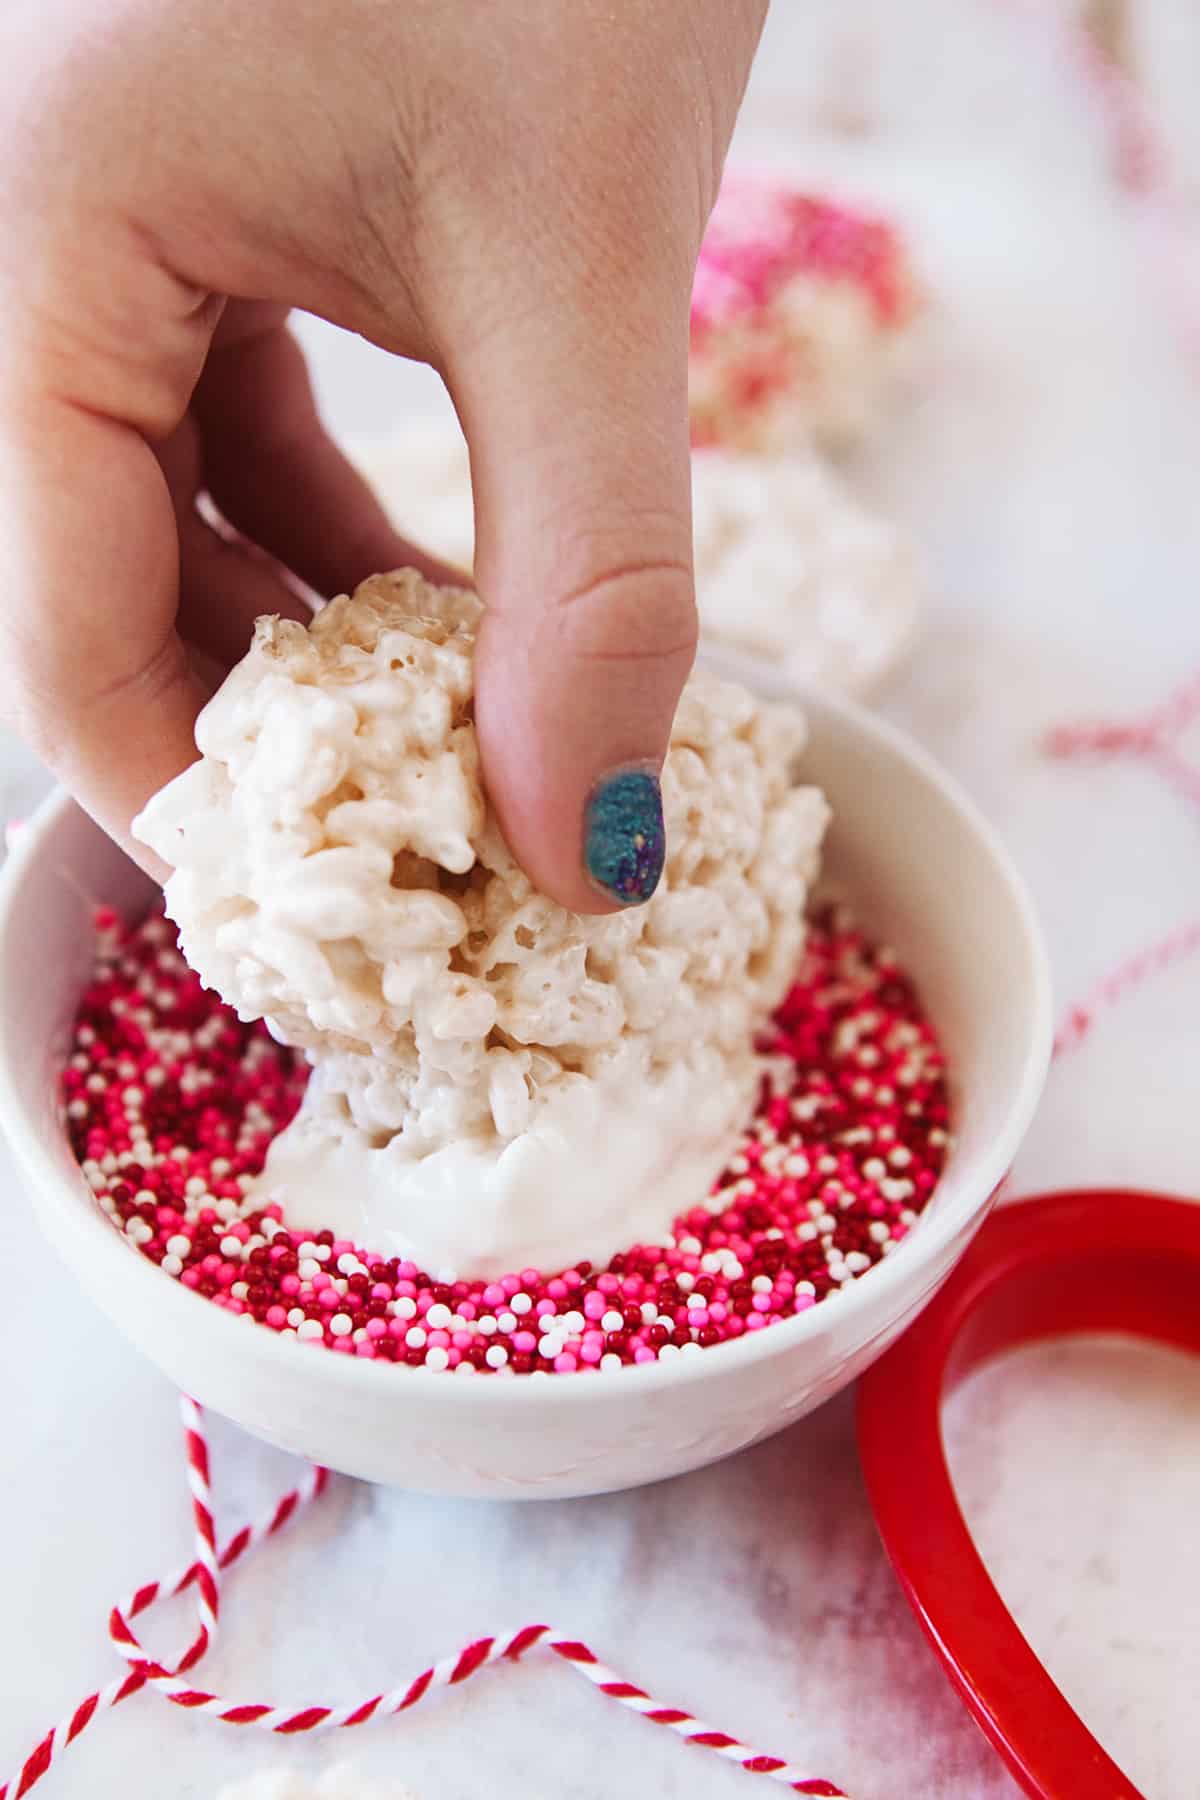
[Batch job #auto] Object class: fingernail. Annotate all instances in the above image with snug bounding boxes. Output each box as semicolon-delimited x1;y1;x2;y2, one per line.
584;767;666;906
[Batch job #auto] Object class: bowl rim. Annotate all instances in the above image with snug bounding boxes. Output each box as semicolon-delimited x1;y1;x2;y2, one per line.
0;684;1054;1409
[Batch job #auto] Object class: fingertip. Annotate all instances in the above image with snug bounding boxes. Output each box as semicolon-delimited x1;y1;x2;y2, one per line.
473;577;693;916
582;764;666;908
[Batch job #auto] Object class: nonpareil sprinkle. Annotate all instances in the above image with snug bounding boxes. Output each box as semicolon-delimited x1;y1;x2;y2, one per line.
62;903;950;1375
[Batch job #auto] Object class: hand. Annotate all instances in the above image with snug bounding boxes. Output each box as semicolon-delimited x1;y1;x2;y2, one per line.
0;0;766;910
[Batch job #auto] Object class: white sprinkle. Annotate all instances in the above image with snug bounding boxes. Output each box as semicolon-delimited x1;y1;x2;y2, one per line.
538;1336;564;1360
425;1303;453;1330
640;1302;658;1324
845;1251;871;1273
601;1310;625;1333
220;1235;243;1258
686;1293;707;1312
477;1315;498;1336
485;1344;509;1369
424;1346;450;1372
296;1319;324;1341
680;1341;703;1356
751;1275;773;1293
337;1253;359;1275
231;1281;249;1300
161;1254;183;1277
561;1310;585;1335
298;1258;321;1281
678;1235;702;1256
405;1326;427;1349
166;1234;191;1258
509;1292;533;1315
497;1310;518;1333
287;1307;306;1327
657;1342;681;1360
676;1271;695;1292
392;1296;417;1320
600;1353;623;1373
329;1314;353;1337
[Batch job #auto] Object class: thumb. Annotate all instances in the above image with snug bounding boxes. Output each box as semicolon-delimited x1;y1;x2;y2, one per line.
454;297;697;915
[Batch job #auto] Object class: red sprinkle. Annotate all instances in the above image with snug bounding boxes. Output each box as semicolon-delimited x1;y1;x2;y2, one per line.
62;904;950;1376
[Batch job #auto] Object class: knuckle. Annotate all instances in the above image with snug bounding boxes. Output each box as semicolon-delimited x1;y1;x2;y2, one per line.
555;555;698;667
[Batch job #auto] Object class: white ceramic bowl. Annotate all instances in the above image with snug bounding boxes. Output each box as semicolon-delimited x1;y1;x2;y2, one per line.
0;676;1051;1498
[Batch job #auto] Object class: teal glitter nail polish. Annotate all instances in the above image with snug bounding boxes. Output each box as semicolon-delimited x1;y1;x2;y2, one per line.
584;768;666;905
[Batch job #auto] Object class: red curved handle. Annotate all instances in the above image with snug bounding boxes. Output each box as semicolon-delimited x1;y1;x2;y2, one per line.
857;1189;1200;1800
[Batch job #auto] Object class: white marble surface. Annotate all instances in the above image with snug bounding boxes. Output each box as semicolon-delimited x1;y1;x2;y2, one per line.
5;5;1200;1797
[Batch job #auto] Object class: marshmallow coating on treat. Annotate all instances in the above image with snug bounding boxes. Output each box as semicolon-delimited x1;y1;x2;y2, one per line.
135;570;829;1274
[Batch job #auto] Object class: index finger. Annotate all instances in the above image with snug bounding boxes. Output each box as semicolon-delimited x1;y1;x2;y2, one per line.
0;392;210;875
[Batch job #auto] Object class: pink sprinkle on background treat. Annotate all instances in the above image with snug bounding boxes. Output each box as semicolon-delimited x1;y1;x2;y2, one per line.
689;176;920;453
63;903;950;1373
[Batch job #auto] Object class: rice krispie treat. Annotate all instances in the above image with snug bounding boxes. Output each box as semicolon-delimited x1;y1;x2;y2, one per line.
689;176;920;454
135;571;828;1275
691;447;920;695
352;422;919;701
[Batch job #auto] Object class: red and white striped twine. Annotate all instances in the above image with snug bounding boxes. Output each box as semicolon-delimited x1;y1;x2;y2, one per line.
2;1394;848;1800
1044;661;1200;823
1053;917;1200;1058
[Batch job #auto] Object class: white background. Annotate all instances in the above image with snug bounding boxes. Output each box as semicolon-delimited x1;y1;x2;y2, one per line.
3;4;1200;1796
